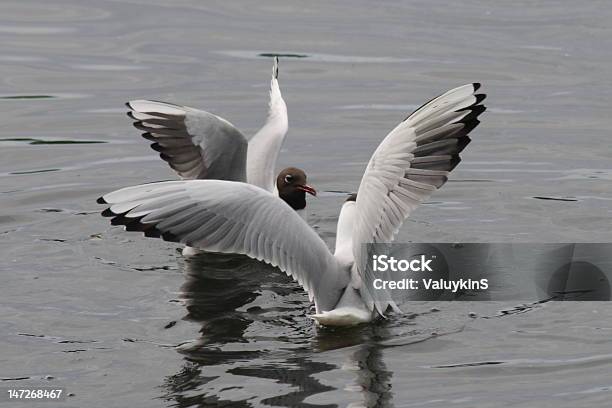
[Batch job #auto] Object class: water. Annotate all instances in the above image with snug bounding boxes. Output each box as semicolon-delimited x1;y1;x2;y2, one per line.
1;0;611;406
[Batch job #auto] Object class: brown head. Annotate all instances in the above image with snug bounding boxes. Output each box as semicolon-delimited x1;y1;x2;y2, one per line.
276;167;316;211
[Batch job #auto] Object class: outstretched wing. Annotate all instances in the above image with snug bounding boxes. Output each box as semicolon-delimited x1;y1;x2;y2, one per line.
98;180;347;313
246;57;289;191
127;100;248;181
351;83;487;314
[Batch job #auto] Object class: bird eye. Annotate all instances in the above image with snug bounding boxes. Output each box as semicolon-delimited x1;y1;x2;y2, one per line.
284;175;293;183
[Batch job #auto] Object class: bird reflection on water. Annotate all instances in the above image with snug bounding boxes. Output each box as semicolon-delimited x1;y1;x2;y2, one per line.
161;252;396;407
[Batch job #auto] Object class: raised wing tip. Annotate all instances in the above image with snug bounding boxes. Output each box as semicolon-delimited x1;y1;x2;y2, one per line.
97;196;107;204
472;83;481;92
272;56;279;79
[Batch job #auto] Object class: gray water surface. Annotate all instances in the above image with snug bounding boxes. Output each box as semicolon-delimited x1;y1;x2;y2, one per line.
1;1;611;407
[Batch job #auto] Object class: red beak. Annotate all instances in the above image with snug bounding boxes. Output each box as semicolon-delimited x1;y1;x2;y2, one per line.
298;184;317;196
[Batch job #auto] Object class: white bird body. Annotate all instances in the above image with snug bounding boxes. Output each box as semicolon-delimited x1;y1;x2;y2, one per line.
101;83;487;326
333;200;357;266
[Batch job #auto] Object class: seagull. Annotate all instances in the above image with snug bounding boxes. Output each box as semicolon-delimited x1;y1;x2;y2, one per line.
124;58;316;255
99;83;486;326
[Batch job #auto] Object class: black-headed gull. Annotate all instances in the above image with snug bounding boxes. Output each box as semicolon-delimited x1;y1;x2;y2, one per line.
126;57;314;197
125;58;315;255
99;83;486;326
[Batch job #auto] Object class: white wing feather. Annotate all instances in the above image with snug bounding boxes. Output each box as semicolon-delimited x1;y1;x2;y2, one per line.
99;180;348;313
246;57;289;191
127;100;248;181
350;83;487;314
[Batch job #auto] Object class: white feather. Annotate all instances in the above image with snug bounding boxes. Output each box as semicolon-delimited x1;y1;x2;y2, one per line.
101;180;348;313
350;83;484;315
246;57;289;191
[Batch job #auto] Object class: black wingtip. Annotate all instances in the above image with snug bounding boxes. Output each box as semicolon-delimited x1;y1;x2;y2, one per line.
142;134;156;142
457;136;472;153
132;121;146;131
458;105;487;123
110;213;134;226
473;83;481;92
474;93;487;105
449;155;462;171
125;218;147;232
97;196;107;204
462;119;481;136
162;230;180;243
125;101;133;109
150;142;163;153
142;132;156;142
100;205;178;244
144;228;162;238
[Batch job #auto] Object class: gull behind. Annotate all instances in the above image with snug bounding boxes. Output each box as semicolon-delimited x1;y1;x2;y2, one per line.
126;57;288;191
122;58;311;255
